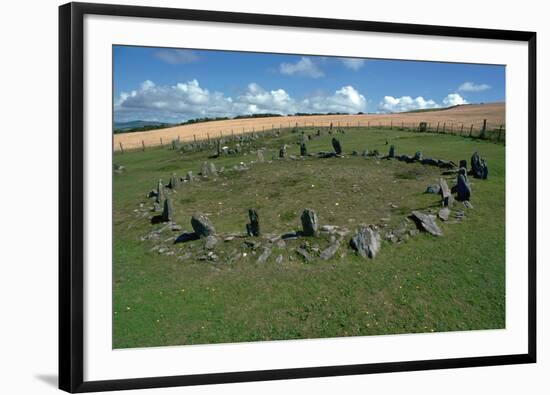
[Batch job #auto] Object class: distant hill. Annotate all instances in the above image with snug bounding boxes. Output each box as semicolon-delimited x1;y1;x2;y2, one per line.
114;120;174;133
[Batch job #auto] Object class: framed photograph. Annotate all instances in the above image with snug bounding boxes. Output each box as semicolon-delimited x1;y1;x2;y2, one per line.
59;2;537;392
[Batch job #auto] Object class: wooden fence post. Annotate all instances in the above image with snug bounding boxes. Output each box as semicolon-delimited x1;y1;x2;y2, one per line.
160;137;163;147
436;122;440;133
207;133;210;143
460;123;464;135
142;140;145;151
119;142;124;154
498;125;503;141
442;123;446;133
469;124;473;137
481;119;487;139
193;134;196;143
390;121;393;130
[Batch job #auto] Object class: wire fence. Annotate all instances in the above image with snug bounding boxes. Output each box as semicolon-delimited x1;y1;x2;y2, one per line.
114;118;505;154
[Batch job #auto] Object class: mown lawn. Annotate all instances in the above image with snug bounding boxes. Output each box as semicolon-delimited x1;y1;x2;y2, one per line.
113;127;505;348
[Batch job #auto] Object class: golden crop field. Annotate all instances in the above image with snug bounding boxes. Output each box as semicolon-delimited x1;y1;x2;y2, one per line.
114;102;505;151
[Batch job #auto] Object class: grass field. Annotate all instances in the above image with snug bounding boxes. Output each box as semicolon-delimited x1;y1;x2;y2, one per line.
113;127;505;349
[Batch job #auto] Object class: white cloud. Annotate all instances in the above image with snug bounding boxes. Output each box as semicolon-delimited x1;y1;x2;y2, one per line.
279;57;324;78
457;81;491;92
378;96;439;113
443;93;468;106
341;58;366;71
302;86;366;114
233;83;298;115
155;49;200;64
115;79;367;122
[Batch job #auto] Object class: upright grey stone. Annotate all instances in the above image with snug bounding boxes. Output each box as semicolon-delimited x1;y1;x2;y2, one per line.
332;138;342;155
300;141;307;156
388;145;395;158
350;226;381;259
414;151;423;161
191;213;216;237
300;209;318;236
439;178;454;207
438;207;450;221
161;198;173;222
155;179;164;204
246;209;260;236
256;150;264;163
411;211;443;236
185;171;194;182
201;162;209;177
168;173;179;189
456;173;471;201
208;162;218;177
279;145;287;159
471;152;489;179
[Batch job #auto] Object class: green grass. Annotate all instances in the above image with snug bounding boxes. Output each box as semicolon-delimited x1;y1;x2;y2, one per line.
113;128;505;348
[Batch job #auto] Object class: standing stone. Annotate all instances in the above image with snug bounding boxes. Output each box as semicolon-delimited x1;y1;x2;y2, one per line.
161;198;173;222
331;138;343;155
438;207;450;221
155;179;164;204
388;145;395;158
256;150;264;163
411;211;443;236
185;171;194;182
168;173;179;189
279;145;287;159
201;162;209;177
414;151;423;161
480;158;489;179
246;209;260;236
350;226;381;259
208;162;218;177
439;178;454;207
191;213;216;237
300;141;307;156
471;152;489;179
300;209;318;236
205;235;218;250
456;173;471;201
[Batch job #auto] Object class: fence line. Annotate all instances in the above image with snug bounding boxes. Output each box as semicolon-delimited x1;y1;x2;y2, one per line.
115;118;505;153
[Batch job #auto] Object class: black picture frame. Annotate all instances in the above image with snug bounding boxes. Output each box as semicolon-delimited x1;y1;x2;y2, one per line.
59;2;537;392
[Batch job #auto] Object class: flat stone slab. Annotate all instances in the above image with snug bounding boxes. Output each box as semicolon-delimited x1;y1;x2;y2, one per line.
411;211;443;236
320;238;342;260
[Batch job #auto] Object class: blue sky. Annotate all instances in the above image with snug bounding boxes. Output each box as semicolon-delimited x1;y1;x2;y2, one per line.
113;45;505;123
